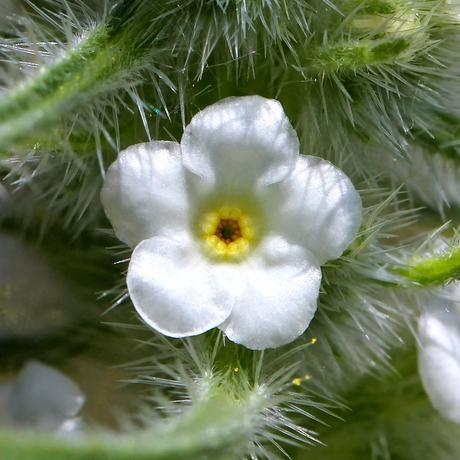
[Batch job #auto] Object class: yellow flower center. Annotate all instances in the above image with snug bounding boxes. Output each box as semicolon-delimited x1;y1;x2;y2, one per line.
200;206;255;259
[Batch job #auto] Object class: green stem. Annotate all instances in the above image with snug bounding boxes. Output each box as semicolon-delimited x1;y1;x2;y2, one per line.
306;37;412;74
299;0;425;75
0;1;157;151
0;389;265;460
392;245;460;286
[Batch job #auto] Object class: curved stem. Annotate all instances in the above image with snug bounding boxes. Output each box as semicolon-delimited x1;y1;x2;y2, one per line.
0;390;265;460
0;1;157;151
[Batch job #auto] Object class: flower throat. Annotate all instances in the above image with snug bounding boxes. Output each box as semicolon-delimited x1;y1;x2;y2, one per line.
215;218;242;243
200;207;254;259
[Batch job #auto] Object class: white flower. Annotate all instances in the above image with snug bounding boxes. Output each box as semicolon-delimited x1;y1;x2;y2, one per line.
101;96;362;350
0;360;85;433
418;287;460;424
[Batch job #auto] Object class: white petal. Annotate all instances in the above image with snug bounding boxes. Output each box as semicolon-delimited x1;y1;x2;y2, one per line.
127;233;234;337
418;310;460;424
181;96;299;190
219;236;322;350
3;360;85;430
265;155;362;264
101;141;188;247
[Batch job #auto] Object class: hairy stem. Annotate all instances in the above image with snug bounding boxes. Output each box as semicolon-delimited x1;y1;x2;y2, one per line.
0;1;161;151
305;37;412;74
393;244;460;286
0;388;266;460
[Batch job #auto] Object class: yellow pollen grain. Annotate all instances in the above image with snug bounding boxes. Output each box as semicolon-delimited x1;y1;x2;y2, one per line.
292;377;302;386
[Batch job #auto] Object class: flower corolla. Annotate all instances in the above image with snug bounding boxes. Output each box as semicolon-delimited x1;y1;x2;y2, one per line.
101;96;362;349
418;286;460;424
